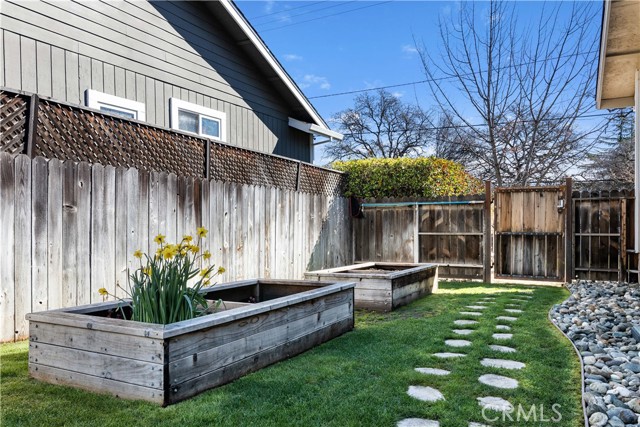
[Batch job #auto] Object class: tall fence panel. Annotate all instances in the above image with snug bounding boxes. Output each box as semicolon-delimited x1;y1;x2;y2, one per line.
494;186;567;281
353;192;491;281
572;188;633;281
0;153;351;342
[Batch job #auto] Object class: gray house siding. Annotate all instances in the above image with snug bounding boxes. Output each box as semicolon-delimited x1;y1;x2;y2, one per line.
0;0;312;162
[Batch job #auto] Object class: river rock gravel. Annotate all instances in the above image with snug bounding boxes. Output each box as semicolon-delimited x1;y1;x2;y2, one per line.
550;280;640;426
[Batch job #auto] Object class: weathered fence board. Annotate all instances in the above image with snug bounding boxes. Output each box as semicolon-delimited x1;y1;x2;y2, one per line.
0;153;351;342
353;194;489;280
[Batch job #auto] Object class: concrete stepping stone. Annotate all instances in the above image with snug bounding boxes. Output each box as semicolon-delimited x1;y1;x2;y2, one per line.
453;329;475;335
466;305;488;310
479;374;519;389
433;352;467;358
397;419;440;427
445;339;472;347
477;396;514;412
454;319;478;326
492;333;513;340
496;316;518;322
469;423;491;427
489;344;517;353
481;358;526;370
407;385;445;402
460;311;483;316
505;309;523;313
496;325;511;330
415;367;450;376
505;303;520;307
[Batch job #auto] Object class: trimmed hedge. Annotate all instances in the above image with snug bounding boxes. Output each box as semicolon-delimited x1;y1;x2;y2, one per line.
332;157;483;198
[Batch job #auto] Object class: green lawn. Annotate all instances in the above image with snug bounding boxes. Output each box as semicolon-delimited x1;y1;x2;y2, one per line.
0;282;581;427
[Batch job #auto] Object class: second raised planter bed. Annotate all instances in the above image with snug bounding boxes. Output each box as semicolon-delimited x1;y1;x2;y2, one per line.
305;262;438;312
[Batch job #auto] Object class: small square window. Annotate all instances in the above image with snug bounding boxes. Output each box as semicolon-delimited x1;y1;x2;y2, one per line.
170;98;226;142
85;89;145;121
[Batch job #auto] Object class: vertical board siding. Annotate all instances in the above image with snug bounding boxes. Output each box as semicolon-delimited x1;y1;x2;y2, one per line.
1;0;313;162
0;153;351;342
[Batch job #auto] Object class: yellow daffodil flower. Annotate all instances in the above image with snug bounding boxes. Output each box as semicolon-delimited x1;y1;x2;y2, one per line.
98;287;108;296
203;250;212;260
133;249;143;259
154;234;166;244
196;227;208;238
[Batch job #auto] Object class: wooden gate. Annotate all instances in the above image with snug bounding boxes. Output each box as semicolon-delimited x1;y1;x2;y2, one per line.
494;186;567;281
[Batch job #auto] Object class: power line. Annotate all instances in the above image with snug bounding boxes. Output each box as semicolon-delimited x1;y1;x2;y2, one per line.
308;50;599;99
248;1;327;20
253;1;356;27
259;1;394;33
337;112;612;137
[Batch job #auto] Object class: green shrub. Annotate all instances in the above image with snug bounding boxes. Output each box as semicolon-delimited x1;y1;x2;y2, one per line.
332;157;483;198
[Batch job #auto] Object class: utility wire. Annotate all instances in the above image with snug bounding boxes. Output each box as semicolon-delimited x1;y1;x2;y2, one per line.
259;1;394;33
253;1;356;27
308;50;599;99
337;111;612;137
248;1;327;20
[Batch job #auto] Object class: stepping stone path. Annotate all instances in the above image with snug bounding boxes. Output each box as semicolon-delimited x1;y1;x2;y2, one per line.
454;320;478;326
452;329;475;335
481;358;526;370
478;374;519;389
397;419;440;427
492;333;513;340
433;352;467;358
407;385;445;402
445;339;472;347
477;396;514;412
489;344;517;353
400;292;531;426
415;368;450;376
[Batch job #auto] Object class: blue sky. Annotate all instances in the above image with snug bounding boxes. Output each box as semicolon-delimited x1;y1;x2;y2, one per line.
235;1;605;164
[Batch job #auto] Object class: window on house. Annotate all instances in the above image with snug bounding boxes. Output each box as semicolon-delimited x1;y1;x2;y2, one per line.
169;98;226;142
85;89;146;121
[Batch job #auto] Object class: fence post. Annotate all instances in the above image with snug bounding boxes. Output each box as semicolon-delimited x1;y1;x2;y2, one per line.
413;202;419;263
483;180;492;283
564;177;573;283
24;94;39;157
295;161;302;191
204;140;211;179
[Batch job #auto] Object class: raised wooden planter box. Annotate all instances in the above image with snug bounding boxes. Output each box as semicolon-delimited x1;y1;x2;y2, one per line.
305;262;437;312
27;279;355;406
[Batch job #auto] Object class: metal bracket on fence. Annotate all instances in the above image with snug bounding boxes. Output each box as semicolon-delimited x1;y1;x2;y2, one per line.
24;94;39;158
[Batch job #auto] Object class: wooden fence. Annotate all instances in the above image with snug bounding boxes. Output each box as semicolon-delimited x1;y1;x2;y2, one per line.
353;183;492;281
0;153;351;342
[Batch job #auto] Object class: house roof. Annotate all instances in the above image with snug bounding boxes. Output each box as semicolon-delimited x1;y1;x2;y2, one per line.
596;0;640;109
206;0;339;139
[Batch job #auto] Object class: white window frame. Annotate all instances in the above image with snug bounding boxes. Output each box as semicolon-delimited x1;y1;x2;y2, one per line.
169;98;227;142
85;89;146;121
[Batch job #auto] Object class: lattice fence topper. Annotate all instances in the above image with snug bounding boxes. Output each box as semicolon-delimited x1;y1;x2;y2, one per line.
0;91;28;156
0;89;344;195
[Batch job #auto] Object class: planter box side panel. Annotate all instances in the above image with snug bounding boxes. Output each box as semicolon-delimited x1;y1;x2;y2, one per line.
28;321;165;404
304;274;393;312
391;267;438;309
166;288;354;404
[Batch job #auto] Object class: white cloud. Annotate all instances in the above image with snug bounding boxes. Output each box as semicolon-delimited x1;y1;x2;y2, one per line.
299;74;331;90
264;0;275;14
402;44;418;55
391;91;404;98
283;54;303;62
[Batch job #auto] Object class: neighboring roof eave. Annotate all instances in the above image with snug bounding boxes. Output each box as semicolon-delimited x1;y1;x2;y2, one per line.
595;0;610;109
205;0;332;132
596;0;640;110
